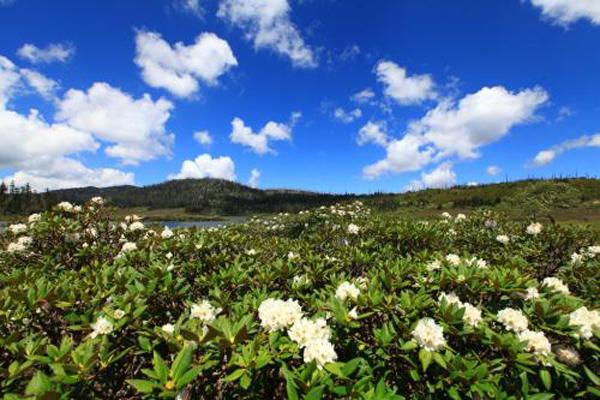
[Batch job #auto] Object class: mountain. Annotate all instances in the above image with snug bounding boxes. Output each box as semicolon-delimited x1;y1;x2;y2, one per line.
48;178;355;215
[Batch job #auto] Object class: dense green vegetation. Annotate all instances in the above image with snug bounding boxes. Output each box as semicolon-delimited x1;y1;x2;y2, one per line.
2;178;599;221
1;198;599;398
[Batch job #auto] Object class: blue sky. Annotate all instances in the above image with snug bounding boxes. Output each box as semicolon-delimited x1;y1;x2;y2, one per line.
1;0;599;193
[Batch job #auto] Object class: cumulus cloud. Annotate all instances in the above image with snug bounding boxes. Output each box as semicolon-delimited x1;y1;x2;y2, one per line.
333;107;362;123
351;88;375;104
376;60;437;105
56;82;174;165
532;133;600;166
169;153;236;180
229;113;297;155
17;42;75;64
175;0;203;17
248;168;260;188
0;56;21;107
217;0;316;68
2;157;134;191
486;165;502;176
19;68;59;100
357;121;389;147
405;163;457;191
134;30;237;98
529;0;600;26
193;130;213;146
363;86;548;179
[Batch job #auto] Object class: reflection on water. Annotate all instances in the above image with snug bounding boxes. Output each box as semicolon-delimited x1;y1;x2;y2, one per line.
157;216;247;229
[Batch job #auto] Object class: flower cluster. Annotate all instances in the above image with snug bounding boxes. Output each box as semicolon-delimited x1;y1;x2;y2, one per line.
411;318;446;351
497;308;529;332
569;306;600;339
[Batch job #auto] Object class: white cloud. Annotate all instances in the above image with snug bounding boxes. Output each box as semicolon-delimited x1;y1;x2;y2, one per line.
56;82;174;165
532;133;600;166
134;31;237;98
229;114;295;155
376;60;437;105
3;157;134;191
19;68;59;100
404;163;456;191
357;121;389;147
333;107;362;123
0;56;21;107
248;168;260;188
169;153;236;180
217;0;316;68
17;42;74;64
486;165;502;176
339;44;361;61
529;0;600;26
193;130;213;146
176;0;203;17
363;86;548;178
351;88;375;104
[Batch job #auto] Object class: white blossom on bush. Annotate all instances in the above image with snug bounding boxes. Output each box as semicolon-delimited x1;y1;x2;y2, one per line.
8;223;27;235
438;292;462;306
258;298;303;332
288;317;331;348
445;254;461;266
161;323;175;335
190;300;220;324
517;329;551;358
555;347;582;366
524;287;540;300
497;308;528;332
462;303;483;327
496;235;510;245
426;260;441;272
569;306;600;339
129;221;145;232
90;317;113;338
302;338;337;368
411;318;446;352
57;201;74;212
347;223;360;235
335;281;360;301
526;222;543;236
28;213;41;224
542;277;570;295
161;227;174;239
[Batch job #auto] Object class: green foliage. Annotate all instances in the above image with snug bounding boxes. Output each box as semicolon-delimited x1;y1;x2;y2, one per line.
0;199;599;398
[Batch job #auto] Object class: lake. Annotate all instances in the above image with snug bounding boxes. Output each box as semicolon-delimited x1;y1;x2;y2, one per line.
0;217;248;232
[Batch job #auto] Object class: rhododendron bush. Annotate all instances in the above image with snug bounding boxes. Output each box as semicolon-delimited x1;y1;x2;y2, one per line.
0;200;599;399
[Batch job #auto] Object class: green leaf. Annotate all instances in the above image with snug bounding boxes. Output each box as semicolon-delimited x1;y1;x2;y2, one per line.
400;341;417;351
433;352;447;369
584;366;600;386
324;362;346;379
177;366;203;390
127;379;156;394
305;385;325;400
539;369;551;391
222;368;246;382
25;371;52;396
153;351;168;383
240;372;252;390
419;348;432;372
170;345;193;381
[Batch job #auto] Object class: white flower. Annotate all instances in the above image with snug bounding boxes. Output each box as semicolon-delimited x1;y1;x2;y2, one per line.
258;298;304;332
474;258;487;269
161;227;174;239
120;242;137;253
445;254;461;266
517;329;551;358
288;317;331;348
190;300;220;324
571;252;583;263
524;287;540;300
287;251;298;260
28;213;41;224
246;249;257;256
161;323;175;335
485;219;497;229
90;317;113;338
348;307;359;320
73;205;82;213
555;347;582;366
455;213;467;222
114;309;126;319
347;223;360;235
497;308;528;332
438;292;462;307
426;260;441;272
90;196;104;205
8;223;27;235
496;235;510;245
57;201;74;212
335;281;360;302
569;306;600;339
462;303;482;327
303;339;337;369
7;236;32;253
411;318;446;352
542;277;570;295
124;214;142;223
441;212;452;219
292;274;310;287
587;245;600;257
129;221;145;232
526;222;543;236
355;277;368;290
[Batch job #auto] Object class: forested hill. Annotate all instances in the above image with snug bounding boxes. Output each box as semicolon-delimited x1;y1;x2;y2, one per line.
47;179;354;215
